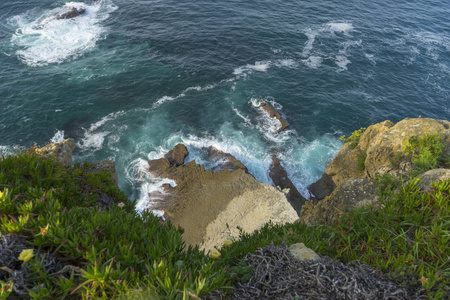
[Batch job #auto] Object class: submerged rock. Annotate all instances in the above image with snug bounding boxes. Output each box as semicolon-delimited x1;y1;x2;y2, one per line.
56;7;86;20
259;102;289;134
269;155;306;215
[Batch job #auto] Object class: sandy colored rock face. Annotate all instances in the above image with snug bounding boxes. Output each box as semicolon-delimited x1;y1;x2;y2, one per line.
33;138;76;166
202;184;298;252
309;118;450;200
147;144;298;251
365;118;450;178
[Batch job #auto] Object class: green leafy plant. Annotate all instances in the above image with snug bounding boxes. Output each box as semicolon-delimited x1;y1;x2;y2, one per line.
357;151;367;171
340;127;366;149
403;134;448;171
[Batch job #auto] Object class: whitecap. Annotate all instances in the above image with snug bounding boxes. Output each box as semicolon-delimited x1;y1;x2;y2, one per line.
233;61;271;75
9;0;117;66
50;130;65;143
326;22;353;33
302;56;323;69
335;55;350;70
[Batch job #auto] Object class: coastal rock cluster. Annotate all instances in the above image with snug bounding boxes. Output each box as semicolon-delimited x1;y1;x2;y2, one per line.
301;117;450;225
34;116;449;253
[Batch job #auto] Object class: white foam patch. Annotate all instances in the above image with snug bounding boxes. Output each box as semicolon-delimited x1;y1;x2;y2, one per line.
233;61;271;75
326;22;353;33
9;0;117;66
77;110;125;151
232;105;252;127
50;130;65;143
302;29;317;57
302;56;323;69
152;82;218;108
250;98;292;143
335;55;350;70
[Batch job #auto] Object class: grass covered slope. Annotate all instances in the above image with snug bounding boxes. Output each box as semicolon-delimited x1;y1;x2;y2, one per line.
0;150;229;299
1;147;449;299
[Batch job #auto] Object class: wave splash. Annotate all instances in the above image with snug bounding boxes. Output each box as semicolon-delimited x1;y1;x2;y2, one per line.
9;0;117;66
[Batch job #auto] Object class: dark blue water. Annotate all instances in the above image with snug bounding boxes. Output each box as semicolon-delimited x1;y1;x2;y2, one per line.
1;0;449;207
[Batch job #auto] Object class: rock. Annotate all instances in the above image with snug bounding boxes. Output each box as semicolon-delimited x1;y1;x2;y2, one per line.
324;142;365;188
164;144;188;167
207;146;248;173
309;118;450;199
365;118;450;178
300;178;378;226
33;138;76;167
148;157;171;177
288;243;320;261
269;155;306;215
146;144;298;251
417;169;450;192
307;173;336;200
56;7;86;20
259;102;289;134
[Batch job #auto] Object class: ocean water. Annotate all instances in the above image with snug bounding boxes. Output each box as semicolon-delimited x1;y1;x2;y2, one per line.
1;0;449;209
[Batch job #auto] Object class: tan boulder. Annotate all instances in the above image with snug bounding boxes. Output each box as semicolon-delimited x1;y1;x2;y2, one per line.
288;243;320;261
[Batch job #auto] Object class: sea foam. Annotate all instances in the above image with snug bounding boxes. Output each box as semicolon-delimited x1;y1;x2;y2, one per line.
9;0;117;66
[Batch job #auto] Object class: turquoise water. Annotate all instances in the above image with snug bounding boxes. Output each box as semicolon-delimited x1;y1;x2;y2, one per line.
1;0;449;206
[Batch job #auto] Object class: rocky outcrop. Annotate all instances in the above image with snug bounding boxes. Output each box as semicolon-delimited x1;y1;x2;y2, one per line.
300;178;378;226
269;155;306;215
147;144;298;251
56;7;86;20
207;146;248;173
259;102;289;134
417;168;450;192
33;138;76;167
308;118;450;200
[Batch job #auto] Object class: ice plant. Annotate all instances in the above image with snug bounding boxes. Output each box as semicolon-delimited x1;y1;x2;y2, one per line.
118;202;125;208
224;239;232;247
209;250;220;259
18;249;34;262
0;190;3;199
40;224;49;235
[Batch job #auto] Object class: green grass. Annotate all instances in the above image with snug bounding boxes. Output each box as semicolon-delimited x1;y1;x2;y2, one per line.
1;149;449;299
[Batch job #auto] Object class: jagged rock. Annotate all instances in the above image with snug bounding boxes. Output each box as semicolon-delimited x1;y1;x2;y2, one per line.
308;118;450;199
207;146;248;173
307;173;336;200
56;7;86;20
146;144;298;251
259;102;289;134
417;169;450;192
165;144;189;167
288;243;320;261
365;118;450;178
300;178;378;226
269;155;306;215
33;138;76;167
